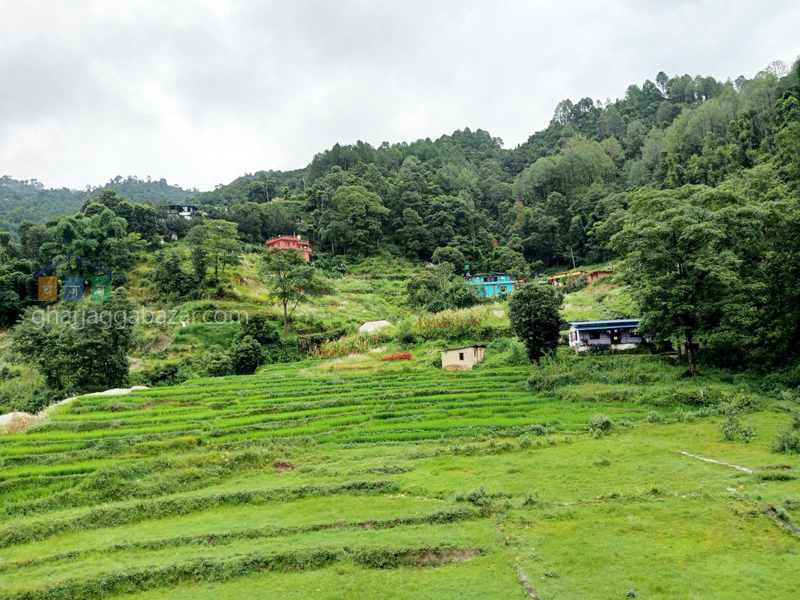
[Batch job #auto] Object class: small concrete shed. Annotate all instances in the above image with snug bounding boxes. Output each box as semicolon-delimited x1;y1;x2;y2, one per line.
359;320;392;333
441;346;486;371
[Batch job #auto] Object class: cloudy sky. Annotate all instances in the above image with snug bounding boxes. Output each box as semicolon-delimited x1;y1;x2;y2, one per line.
1;0;798;191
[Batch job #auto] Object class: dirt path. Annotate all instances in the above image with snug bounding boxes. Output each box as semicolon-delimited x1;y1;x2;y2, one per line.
680;451;753;473
0;386;148;434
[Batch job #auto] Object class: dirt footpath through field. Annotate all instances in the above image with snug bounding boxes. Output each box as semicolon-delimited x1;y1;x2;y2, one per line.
0;386;148;434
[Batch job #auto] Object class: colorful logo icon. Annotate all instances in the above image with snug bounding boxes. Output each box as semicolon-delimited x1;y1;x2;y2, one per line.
64;276;85;301
91;276;111;301
38;277;57;301
33;255;114;302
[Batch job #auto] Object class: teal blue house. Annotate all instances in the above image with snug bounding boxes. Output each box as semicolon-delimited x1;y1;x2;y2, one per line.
467;272;517;297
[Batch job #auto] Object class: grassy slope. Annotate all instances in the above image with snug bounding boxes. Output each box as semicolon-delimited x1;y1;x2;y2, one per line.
123;251;421;371
1;347;798;599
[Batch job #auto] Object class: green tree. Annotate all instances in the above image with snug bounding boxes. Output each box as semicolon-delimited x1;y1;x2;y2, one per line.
240;314;280;346
130;204;159;242
259;249;323;336
432;246;467;274
152;248;196;298
490;247;530;280
187;219;241;283
406;262;475;311
508;284;564;363
612;186;766;375
10;293;137;392
231;335;263;375
191;244;207;286
321;185;390;255
397;208;434;259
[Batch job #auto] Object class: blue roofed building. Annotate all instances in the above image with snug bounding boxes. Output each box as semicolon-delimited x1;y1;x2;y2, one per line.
567;319;650;353
467;272;518;298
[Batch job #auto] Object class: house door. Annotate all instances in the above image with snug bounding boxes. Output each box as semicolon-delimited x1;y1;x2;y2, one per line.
611;330;621;344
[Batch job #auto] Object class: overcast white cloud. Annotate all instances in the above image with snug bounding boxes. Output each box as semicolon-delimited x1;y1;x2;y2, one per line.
1;0;798;191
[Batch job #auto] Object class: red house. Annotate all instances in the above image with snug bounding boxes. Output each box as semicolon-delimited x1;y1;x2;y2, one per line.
266;235;312;261
587;269;613;284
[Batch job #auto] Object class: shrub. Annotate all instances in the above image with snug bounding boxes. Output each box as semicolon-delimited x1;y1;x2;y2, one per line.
314;331;393;358
239;314;280;346
0;365;20;382
231;336;263;375
761;362;800;393
297;328;347;354
771;428;800;454
755;470;797;481
646;411;663;423
588;414;612;436
131;359;196;387
395;320;418;346
196;346;232;377
454;485;492;507
720;414;755;443
519;437;532;449
263;340;304;364
542;568;559;579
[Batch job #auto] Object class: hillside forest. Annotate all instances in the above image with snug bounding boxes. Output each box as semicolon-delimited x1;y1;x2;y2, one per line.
2;58;800;408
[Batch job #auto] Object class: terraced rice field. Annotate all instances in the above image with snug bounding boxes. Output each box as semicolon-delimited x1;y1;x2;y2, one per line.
1;356;799;599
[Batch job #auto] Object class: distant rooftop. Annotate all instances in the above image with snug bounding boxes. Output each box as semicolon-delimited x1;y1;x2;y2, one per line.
569;318;640;329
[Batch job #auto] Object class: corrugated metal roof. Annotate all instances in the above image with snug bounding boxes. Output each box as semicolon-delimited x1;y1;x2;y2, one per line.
573;324;639;331
569;319;640;330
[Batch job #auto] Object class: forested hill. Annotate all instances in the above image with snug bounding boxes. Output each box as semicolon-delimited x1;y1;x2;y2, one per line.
0;175;197;239
3;58;800;279
4;60;798;261
200;60;800;268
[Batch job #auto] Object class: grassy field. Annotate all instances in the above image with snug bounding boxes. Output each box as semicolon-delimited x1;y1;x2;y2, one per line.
1;347;798;599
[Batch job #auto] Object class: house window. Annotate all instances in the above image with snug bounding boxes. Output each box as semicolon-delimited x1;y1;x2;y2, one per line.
589;330;600;340
459;352;464;361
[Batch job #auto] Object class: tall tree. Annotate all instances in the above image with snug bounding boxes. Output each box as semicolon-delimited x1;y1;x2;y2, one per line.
259;249;323;336
187;219;241;284
613;186;767;374
321;185;390;255
508;284;564;363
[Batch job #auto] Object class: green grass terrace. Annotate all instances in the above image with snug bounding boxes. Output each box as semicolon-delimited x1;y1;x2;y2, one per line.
1;352;799;599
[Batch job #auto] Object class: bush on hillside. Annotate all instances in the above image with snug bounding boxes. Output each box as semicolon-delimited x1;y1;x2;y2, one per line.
719;411;755;443
263;340;304;364
588;414;613;436
313;331;394;358
772;428;800;454
239;314;280;346
131;359;197;387
231;336;263;375
196;346;233;377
